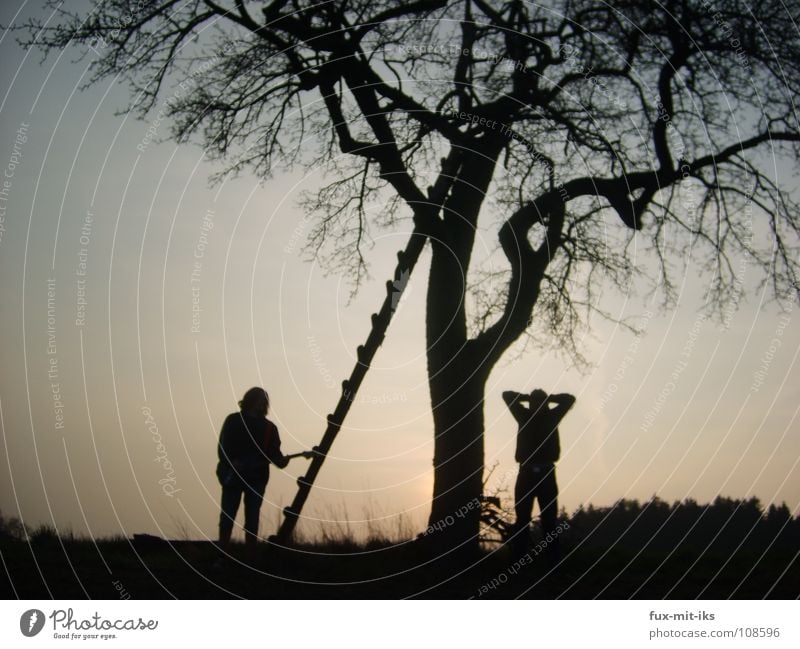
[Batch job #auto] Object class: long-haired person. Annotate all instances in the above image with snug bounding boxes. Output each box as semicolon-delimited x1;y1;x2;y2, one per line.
216;387;289;553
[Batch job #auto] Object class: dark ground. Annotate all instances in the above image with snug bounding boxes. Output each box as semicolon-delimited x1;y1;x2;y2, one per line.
3;497;798;599
2;536;798;599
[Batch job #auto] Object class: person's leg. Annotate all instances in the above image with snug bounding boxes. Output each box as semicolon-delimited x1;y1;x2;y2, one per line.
219;485;242;548
242;478;267;549
512;465;536;551
537;466;560;565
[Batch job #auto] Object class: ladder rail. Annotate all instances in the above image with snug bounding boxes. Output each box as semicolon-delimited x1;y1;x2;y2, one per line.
273;230;427;543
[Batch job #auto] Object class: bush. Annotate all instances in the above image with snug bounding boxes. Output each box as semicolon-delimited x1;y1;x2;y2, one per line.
0;511;27;541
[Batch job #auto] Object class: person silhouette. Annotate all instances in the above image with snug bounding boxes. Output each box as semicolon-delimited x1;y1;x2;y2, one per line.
216;387;290;554
502;388;575;561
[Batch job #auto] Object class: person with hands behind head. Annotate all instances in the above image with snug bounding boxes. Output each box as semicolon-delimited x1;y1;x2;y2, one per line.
502;388;576;562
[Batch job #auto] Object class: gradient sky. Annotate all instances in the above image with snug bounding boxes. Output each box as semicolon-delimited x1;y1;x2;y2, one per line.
1;1;798;543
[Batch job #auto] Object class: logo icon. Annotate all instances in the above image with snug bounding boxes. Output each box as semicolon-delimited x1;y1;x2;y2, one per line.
391;270;411;312
20;609;45;637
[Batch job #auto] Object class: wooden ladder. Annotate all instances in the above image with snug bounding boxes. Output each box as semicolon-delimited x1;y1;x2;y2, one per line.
272;229;427;544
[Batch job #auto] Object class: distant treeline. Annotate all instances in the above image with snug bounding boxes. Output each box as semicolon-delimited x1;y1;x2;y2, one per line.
547;497;799;556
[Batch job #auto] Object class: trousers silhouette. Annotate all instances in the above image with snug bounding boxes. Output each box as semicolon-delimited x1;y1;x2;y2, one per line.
219;471;268;546
514;463;559;560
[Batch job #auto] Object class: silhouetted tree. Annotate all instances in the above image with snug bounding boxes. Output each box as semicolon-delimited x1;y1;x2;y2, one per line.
20;1;800;548
0;511;27;542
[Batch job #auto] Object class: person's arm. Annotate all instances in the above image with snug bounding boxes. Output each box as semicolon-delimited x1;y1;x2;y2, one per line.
547;393;576;422
218;414;233;463
216;415;237;486
264;420;289;469
502;390;529;424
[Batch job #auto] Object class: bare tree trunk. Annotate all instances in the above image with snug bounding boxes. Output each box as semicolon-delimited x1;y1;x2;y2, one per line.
426;341;488;547
423;145;501;549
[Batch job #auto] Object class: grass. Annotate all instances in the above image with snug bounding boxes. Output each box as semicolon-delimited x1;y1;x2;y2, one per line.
2;497;799;599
